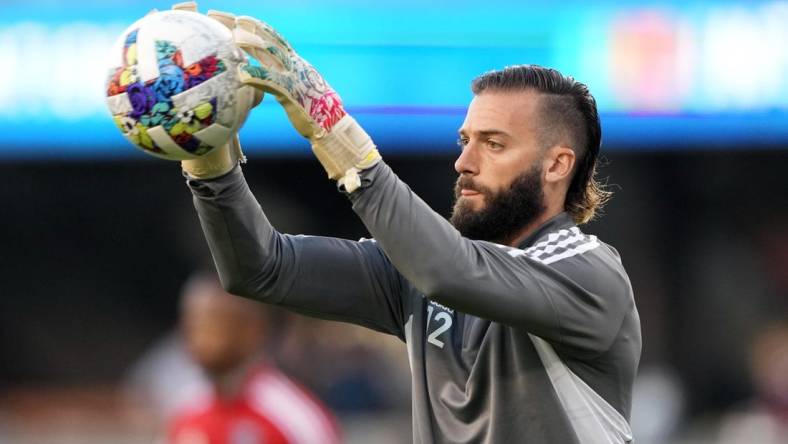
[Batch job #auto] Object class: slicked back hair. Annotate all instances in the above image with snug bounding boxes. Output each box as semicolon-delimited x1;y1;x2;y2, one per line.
471;65;610;224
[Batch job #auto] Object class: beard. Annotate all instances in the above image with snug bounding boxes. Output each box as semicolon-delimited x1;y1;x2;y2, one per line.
449;165;546;244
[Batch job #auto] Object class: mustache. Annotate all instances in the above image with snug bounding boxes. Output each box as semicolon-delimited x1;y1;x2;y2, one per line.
454;176;491;198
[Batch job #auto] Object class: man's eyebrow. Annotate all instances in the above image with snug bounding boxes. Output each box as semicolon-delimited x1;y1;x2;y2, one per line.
458;128;512;138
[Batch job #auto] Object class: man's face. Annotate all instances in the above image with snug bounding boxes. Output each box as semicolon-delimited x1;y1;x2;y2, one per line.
450;90;547;243
181;288;264;377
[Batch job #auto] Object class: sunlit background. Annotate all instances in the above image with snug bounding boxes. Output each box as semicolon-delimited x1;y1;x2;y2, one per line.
1;1;786;443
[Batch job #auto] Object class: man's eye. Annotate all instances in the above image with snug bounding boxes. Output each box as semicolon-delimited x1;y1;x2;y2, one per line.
487;140;504;149
456;138;469;148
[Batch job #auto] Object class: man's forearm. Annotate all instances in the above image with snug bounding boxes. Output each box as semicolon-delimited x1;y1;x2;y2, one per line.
188;166;407;336
349;162;462;298
188;166;283;299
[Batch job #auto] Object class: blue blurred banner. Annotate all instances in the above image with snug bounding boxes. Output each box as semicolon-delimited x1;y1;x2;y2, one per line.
1;0;787;159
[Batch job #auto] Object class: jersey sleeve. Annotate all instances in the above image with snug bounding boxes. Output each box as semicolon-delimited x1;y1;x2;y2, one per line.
187;166;406;339
348;161;634;356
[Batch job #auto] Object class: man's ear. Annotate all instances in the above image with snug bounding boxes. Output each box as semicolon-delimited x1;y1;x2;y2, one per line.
543;146;576;185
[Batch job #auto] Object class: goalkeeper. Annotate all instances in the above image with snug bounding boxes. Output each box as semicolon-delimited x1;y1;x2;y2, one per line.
178;3;641;443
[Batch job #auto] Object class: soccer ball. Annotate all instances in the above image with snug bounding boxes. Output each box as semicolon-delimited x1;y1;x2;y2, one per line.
105;10;254;160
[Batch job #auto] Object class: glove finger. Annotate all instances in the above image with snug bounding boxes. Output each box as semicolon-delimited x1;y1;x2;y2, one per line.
236;16;294;54
240;65;297;100
240;66;318;138
171;1;197;12
234;27;291;72
235;16;335;97
251;88;264;108
206;9;236;30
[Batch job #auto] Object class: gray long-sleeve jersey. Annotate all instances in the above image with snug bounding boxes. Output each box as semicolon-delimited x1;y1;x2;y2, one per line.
187;161;641;443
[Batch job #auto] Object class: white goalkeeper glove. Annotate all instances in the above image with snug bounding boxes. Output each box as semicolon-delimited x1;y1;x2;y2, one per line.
232;15;381;192
178;3;381;188
173;2;262;179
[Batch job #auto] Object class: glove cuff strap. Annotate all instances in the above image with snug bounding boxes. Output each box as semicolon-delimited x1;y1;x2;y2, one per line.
311;114;381;189
181;136;245;180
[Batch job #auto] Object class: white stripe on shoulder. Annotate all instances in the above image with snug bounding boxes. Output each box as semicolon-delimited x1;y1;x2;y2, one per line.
539;236;600;264
525;233;588;257
498;227;601;265
525;228;577;253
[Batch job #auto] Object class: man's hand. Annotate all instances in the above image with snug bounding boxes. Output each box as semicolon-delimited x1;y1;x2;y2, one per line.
232;16;381;192
178;2;379;188
175;2;262;179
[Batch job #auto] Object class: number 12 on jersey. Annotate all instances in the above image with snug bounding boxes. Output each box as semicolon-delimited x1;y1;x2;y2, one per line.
425;305;453;348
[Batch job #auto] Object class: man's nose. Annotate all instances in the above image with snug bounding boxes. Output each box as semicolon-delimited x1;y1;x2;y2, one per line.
454;144;480;175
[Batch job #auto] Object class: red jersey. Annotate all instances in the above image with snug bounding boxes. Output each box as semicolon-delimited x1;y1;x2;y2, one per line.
169;365;341;444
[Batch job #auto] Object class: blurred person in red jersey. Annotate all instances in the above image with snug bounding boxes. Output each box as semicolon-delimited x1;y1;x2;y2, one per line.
717;321;788;444
169;272;341;444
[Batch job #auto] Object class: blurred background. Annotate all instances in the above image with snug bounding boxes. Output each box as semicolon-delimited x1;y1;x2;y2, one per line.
1;0;787;443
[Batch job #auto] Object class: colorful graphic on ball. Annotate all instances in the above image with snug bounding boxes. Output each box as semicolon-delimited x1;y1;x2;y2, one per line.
104;10;251;160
